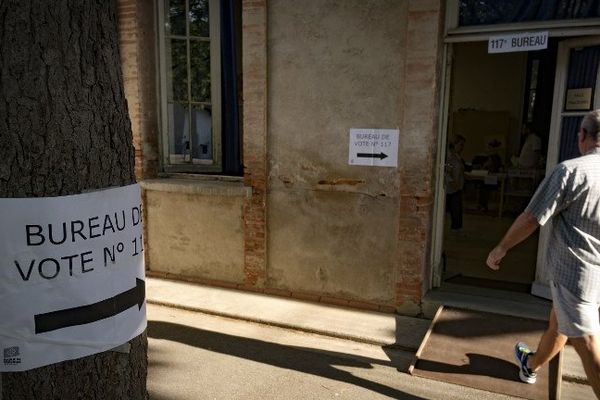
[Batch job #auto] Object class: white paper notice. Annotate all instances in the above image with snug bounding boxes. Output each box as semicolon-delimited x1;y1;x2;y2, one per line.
348;129;399;167
0;184;146;371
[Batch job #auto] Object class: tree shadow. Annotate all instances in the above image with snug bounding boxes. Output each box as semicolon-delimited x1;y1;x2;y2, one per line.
402;308;560;400
416;353;518;382
148;320;425;399
412;352;560;400
430;311;547;338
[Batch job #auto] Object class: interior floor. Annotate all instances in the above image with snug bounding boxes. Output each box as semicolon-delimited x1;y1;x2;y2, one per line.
443;206;539;293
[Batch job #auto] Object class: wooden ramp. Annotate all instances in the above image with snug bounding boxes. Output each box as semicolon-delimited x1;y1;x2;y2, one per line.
409;306;561;400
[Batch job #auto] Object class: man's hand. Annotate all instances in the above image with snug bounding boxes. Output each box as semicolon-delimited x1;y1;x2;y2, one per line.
487;246;506;270
485;212;539;271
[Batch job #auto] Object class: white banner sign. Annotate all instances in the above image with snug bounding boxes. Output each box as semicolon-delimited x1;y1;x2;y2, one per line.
348;129;399;167
488;31;548;53
0;184;146;371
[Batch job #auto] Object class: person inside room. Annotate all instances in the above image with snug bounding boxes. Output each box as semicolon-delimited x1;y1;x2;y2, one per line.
476;139;503;213
445;134;466;231
513;124;542;169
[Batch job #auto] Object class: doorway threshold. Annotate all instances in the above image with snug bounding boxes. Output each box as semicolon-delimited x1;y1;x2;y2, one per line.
423;282;552;321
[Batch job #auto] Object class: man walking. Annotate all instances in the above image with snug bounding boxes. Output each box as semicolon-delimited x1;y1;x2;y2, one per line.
487;110;600;398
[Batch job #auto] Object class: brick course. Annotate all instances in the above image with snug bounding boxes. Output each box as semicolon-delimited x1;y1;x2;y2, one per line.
117;0;159;180
396;0;444;315
242;0;268;287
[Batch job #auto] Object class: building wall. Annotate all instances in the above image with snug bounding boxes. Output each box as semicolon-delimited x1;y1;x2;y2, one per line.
117;0;159;180
242;0;269;289
267;0;406;304
396;0;445;314
118;0;445;315
142;182;247;283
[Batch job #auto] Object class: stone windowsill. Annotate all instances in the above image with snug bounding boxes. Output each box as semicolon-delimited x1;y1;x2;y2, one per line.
140;177;252;198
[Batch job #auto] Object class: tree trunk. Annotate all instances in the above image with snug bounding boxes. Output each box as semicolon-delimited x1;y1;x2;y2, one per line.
0;1;148;398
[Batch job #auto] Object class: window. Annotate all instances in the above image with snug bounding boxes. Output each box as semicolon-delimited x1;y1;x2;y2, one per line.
526;59;540;123
158;0;242;175
458;0;600;27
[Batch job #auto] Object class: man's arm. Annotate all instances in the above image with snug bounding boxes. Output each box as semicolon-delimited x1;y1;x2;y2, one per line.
486;211;540;270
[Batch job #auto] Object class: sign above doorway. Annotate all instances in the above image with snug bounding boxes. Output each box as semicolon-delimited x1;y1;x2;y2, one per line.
488;31;548;54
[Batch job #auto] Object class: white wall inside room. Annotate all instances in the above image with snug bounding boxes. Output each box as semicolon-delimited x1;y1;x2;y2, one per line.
450;41;527;163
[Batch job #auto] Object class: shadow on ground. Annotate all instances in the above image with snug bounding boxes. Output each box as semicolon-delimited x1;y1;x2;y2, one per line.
432;313;546;338
148;320;423;399
416;353;517;381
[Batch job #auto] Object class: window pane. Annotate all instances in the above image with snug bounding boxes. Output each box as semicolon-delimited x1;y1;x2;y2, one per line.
189;0;210;37
459;0;600;27
166;0;186;36
566;46;600;90
168;102;191;160
559;116;582;162
530;60;539;90
527;90;536;123
168;39;188;102
190;40;211;102
191;105;213;160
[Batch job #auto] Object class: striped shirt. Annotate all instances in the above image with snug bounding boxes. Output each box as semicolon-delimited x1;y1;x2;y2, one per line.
526;147;600;301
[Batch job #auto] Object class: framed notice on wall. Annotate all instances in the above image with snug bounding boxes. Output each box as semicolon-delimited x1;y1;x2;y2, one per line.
565;88;593;111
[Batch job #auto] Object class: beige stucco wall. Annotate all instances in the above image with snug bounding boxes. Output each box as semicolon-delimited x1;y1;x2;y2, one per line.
143;182;246;282
267;0;407;303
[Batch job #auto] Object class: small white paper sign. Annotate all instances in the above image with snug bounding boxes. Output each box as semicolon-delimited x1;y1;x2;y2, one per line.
348;128;399;167
566;88;593;111
488;31;548;54
0;184;146;371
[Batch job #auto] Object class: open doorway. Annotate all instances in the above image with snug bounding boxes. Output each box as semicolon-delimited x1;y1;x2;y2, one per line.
441;40;558;293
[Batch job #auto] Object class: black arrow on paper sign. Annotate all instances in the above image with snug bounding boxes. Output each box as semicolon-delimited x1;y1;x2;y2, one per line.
357;152;388;160
34;278;145;334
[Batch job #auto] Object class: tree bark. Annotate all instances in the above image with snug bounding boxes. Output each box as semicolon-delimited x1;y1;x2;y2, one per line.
0;0;148;398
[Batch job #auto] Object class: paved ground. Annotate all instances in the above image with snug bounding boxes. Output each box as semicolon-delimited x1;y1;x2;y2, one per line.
147;304;594;400
146;277;430;348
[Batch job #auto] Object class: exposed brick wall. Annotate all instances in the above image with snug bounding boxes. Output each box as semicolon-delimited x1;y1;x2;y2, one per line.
396;0;445;315
117;0;159;180
117;0;142;178
118;0;160;278
242;0;268;288
135;1;160;179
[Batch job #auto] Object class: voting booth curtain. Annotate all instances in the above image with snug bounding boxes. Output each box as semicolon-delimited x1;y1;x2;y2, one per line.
459;0;600;27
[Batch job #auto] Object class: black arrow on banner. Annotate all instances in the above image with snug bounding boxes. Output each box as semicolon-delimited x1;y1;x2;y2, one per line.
357;152;388;160
34;278;145;334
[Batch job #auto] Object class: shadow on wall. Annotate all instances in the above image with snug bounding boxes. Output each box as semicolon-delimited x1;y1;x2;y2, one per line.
148;320;424;400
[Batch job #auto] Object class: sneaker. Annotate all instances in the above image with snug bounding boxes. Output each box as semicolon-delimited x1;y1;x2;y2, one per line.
514;342;537;384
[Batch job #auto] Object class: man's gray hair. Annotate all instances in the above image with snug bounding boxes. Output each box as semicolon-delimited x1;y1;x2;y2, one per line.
581;110;600;142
